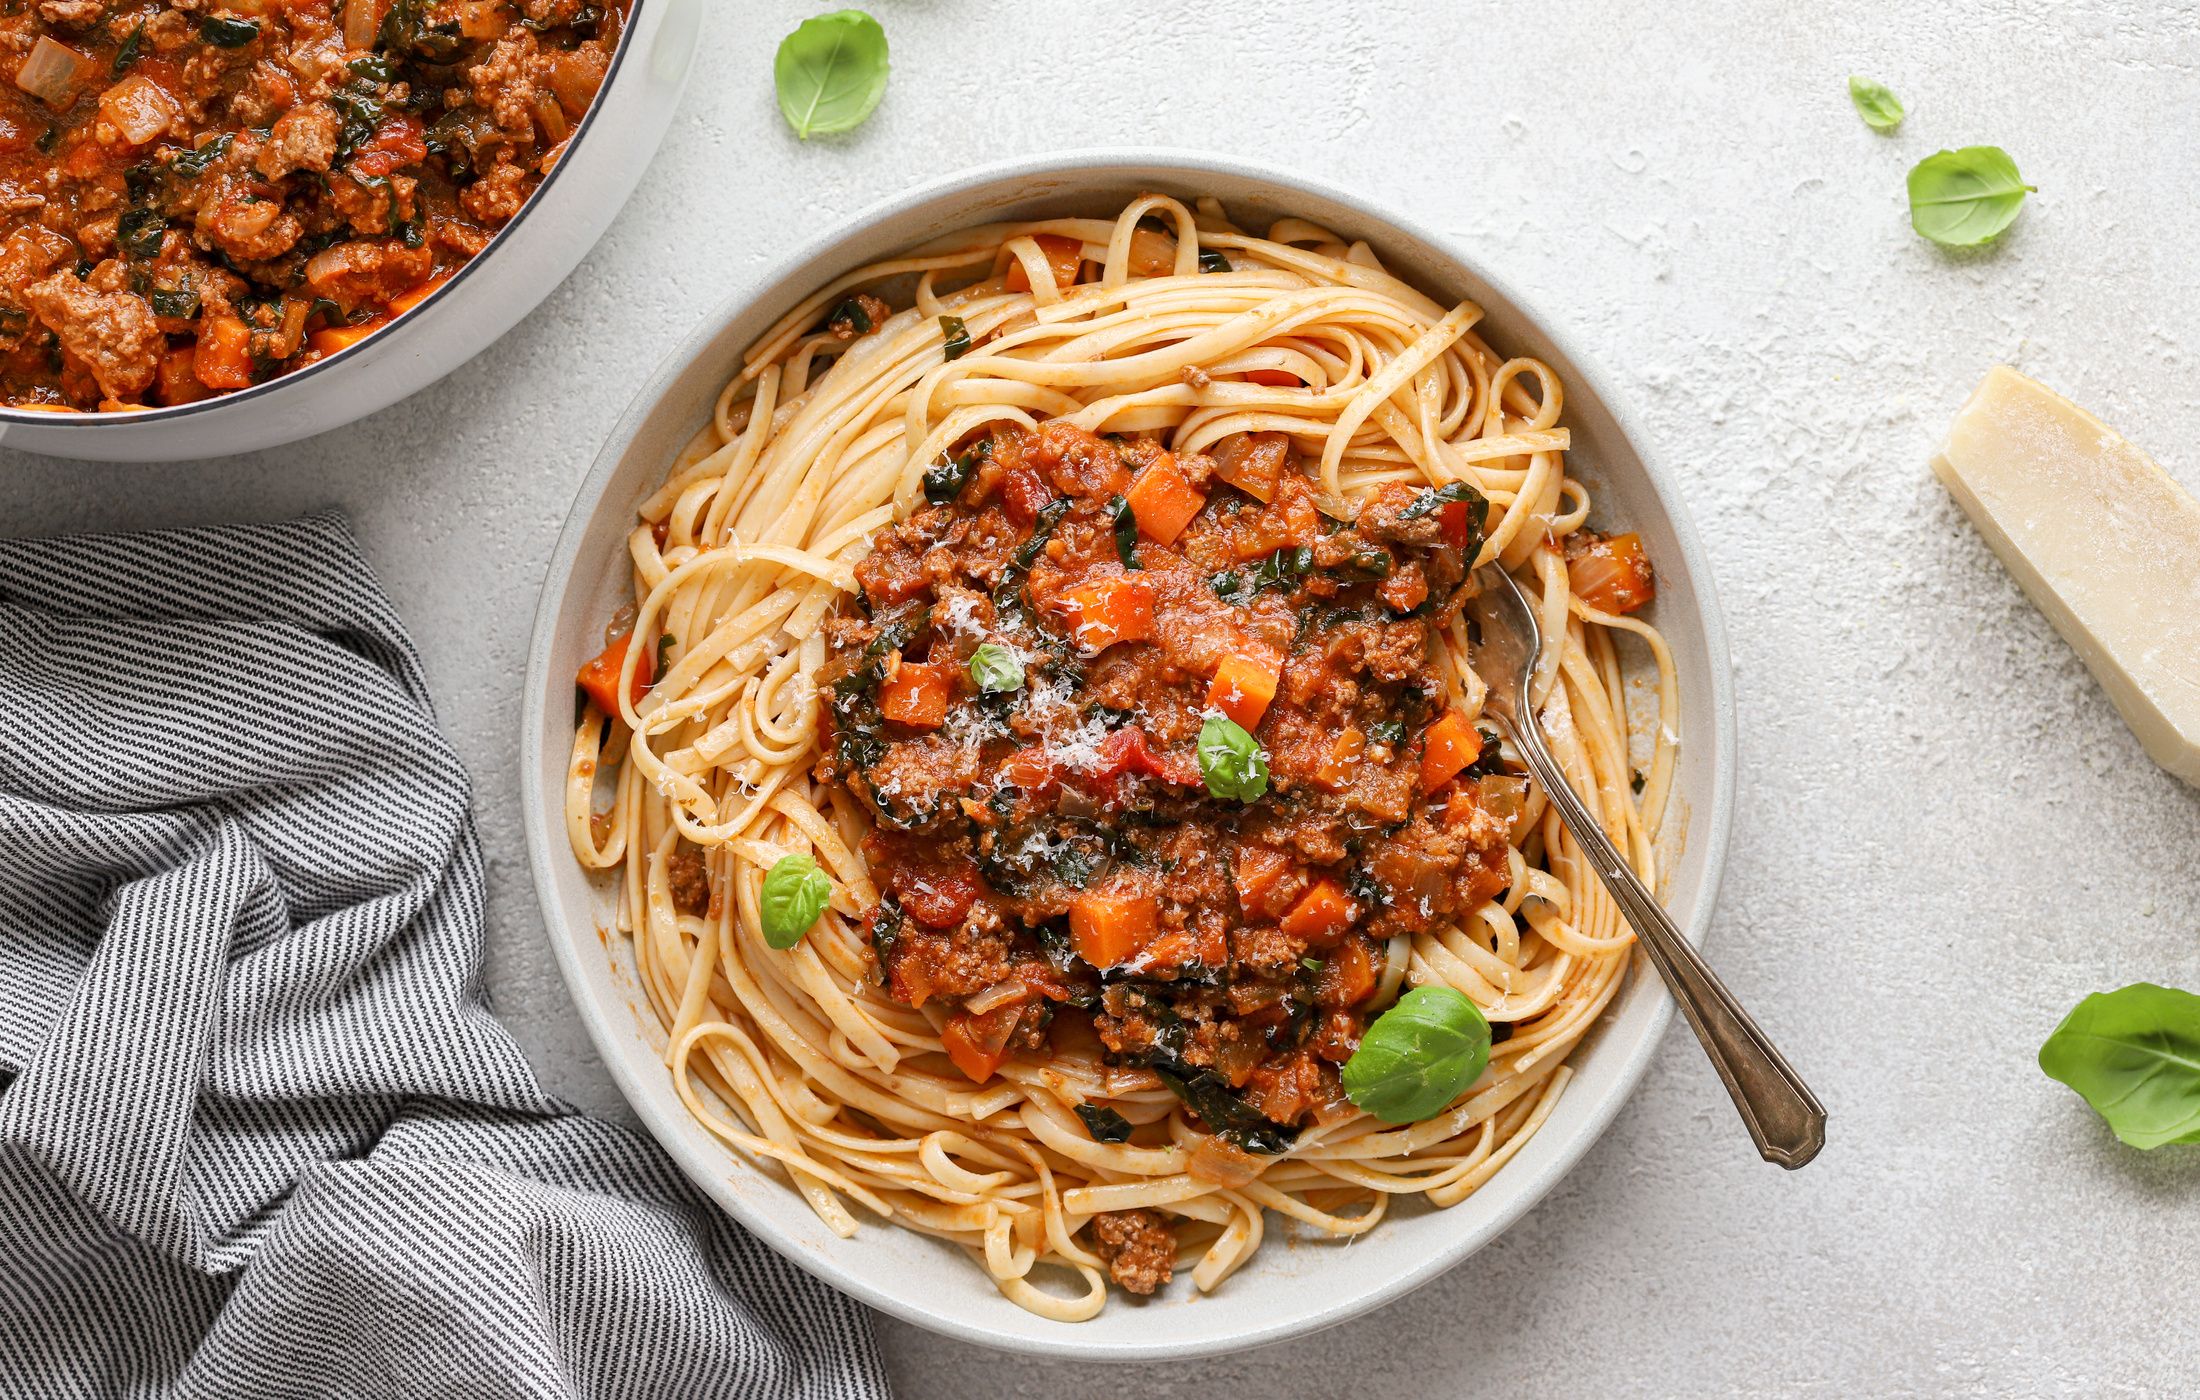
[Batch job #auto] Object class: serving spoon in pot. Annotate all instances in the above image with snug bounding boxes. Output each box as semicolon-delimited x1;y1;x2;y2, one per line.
1464;565;1826;1168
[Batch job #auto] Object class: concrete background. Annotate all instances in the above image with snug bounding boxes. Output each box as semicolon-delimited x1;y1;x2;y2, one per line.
6;1;2198;1394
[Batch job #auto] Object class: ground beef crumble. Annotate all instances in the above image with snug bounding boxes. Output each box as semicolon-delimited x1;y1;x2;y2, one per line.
1088;1209;1176;1296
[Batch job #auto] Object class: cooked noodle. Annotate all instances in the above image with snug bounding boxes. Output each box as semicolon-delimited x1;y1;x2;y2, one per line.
565;195;1678;1319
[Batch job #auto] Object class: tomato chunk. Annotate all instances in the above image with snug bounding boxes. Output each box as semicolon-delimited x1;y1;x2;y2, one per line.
1088;726;1199;788
1241;368;1301;387
892;861;980;929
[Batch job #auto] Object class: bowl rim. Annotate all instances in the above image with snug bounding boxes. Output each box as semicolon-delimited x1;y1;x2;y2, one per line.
520;147;1738;1361
0;0;657;431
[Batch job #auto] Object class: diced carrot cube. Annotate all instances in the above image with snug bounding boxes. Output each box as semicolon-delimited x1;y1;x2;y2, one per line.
1205;653;1279;732
1312;726;1365;792
1278;877;1356;948
1419;709;1480;794
1314;936;1377;1008
193;314;255;390
1053;576;1155;653
1233;845;1297;920
577;632;652;716
1068;888;1158;968
1124;452;1207;544
880;658;955;729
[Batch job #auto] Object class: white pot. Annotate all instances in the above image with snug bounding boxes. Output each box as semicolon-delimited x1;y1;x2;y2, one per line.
0;0;700;464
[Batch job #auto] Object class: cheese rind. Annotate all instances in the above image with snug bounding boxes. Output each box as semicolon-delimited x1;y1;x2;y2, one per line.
1932;366;2200;787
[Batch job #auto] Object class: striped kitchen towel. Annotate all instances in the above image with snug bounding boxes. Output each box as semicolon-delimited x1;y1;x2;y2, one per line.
0;513;890;1400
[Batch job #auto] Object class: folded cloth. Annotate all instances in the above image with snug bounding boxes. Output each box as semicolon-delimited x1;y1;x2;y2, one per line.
0;513;890;1400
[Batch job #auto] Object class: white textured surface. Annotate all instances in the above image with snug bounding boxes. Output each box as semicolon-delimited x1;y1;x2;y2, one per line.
6;2;2198;1394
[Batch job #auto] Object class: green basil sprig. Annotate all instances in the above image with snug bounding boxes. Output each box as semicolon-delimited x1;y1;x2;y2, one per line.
1907;146;2033;247
759;853;833;949
1846;75;1904;131
774;10;890;140
1342;986;1492;1123
1197;714;1267;803
2038;983;2200;1149
967;642;1023;694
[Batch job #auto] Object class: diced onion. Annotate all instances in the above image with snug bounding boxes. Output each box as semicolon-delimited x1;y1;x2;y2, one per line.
343;0;380;49
1186;1135;1262;1188
16;36;93;107
100;75;181;147
962;980;1024;1016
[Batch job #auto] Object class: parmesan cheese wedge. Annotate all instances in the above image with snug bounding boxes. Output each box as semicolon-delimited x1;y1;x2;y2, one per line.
1932;366;2200;787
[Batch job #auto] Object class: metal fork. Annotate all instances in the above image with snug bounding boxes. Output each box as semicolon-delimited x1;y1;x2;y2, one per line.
1464;566;1826;1168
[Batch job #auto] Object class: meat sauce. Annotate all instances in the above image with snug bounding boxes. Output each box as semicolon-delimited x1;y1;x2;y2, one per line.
817;418;1535;1178
0;0;626;409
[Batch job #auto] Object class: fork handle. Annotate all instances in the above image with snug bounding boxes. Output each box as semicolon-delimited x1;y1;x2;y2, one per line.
1505;711;1826;1168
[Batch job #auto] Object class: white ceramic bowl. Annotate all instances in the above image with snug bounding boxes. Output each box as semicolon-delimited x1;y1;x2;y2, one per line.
521;151;1737;1361
0;0;699;464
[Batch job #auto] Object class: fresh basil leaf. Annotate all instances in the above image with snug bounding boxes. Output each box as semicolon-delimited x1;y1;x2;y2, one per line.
1107;493;1140;570
938;314;970;360
1847;75;1904;131
2039;983;2200;1149
1197;714;1267;803
967;642;1024;694
759;853;833;949
655;632;675;678
1198;248;1231;273
773;9;890;140
1368;719;1405;746
1907;146;2034;248
1074;1104;1133;1143
1342;985;1492;1123
199;15;261;46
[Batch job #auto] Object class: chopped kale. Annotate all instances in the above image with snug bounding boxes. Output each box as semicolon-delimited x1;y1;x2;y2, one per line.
1107;493;1140;570
1075;1104;1134;1143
